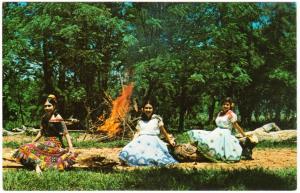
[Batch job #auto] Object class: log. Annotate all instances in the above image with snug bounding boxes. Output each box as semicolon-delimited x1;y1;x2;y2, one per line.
3;130;24;136
172;143;207;162
2;148;121;169
3;125;40;136
235;123;296;142
3;118;83;136
65;117;80;126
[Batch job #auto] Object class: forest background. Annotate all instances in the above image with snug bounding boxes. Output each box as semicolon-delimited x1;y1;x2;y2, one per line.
2;2;296;133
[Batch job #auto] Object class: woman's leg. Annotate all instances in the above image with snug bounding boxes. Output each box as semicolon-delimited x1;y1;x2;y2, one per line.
35;164;42;174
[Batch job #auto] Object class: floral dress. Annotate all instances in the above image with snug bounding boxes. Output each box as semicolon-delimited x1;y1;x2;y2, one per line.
13;115;78;170
187;110;242;162
119;114;178;166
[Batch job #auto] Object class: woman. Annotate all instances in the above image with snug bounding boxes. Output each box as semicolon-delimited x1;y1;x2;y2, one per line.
119;99;178;166
187;97;255;162
13;94;77;173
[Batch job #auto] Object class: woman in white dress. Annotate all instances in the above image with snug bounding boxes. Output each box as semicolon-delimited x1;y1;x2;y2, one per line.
187;97;252;162
119;99;177;166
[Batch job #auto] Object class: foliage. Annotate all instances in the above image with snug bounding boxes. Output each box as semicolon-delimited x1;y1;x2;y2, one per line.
3;2;296;132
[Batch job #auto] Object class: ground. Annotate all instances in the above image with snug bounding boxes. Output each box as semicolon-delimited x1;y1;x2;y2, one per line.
2;134;297;171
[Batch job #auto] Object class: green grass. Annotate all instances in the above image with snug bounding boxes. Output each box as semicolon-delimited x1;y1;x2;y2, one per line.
72;139;129;148
3;139;129;149
3;141;22;149
3;132;296;190
3;167;296;190
256;139;297;149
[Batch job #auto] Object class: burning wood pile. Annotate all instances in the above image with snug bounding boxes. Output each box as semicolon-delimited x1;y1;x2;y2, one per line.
95;83;138;140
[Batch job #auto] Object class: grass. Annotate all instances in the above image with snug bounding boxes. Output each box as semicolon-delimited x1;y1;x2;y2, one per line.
256;139;297;149
3;167;296;190
3;141;21;149
3;132;297;190
72;139;129;148
3;132;295;149
2;140;129;149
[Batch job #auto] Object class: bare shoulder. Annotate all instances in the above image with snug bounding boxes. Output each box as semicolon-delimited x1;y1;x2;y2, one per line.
50;114;64;122
226;110;236;117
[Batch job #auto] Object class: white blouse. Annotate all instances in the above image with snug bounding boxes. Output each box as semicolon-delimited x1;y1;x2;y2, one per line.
137;114;164;135
215;110;237;130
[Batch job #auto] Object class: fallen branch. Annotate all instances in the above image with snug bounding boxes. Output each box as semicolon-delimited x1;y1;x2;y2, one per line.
3;130;25;136
235;123;296;142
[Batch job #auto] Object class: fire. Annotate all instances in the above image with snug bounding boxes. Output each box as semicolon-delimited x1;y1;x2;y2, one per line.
98;83;134;137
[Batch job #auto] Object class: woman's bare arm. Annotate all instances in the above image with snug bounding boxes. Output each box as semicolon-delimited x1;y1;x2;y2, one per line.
159;125;176;147
61;121;74;152
233;122;247;137
32;130;42;143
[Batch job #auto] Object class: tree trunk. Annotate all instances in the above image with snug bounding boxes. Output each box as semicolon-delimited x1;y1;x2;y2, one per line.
207;96;216;124
58;60;67;115
17;90;24;124
178;83;187;132
42;38;54;94
235;122;296;142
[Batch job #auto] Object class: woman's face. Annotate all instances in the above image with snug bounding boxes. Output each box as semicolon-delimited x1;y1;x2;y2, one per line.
143;103;153;118
44;100;55;114
222;102;231;113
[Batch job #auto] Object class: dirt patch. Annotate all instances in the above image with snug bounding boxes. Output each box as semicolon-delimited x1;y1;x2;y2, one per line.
2;135;33;143
2;135;297;171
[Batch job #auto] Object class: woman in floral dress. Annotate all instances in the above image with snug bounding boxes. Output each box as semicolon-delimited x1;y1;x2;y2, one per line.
187;97;255;162
119;99;177;166
13;94;78;174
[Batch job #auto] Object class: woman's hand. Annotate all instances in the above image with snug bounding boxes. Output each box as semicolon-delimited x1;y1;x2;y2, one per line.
246;134;258;144
169;140;176;147
168;134;176;147
133;132;140;140
68;147;75;153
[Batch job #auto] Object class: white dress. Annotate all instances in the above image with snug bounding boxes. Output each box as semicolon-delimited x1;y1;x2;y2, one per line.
119;114;178;166
187;110;242;162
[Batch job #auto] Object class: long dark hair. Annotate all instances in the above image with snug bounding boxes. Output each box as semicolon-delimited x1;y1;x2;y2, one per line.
140;98;157;121
41;94;58;127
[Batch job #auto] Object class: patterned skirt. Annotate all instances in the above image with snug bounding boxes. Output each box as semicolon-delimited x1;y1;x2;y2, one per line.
119;134;178;166
13;137;78;170
187;128;242;162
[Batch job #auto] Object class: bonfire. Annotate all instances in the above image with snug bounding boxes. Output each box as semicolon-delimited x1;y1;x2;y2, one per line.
97;83;134;137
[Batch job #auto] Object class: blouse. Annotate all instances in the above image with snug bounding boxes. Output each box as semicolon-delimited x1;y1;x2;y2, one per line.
215;110;237;130
137;114;164;136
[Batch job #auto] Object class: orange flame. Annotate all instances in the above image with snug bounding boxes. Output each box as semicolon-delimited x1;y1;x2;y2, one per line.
98;83;134;137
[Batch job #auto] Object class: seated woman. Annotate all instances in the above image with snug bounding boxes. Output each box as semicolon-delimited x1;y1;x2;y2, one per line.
13;94;78;174
119;99;177;166
187;97;257;162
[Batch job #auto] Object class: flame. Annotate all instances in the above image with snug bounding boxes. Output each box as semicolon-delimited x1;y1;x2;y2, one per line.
98;83;134;137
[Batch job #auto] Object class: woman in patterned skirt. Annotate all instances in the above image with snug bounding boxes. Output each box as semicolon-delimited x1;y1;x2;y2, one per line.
13;94;78;174
119;99;178;166
187;97;256;162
